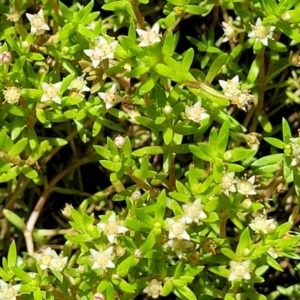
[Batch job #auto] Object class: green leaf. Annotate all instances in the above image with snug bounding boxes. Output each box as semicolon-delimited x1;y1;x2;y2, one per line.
224;148;256;162
181;48;194;73
161;280;173;296
140;230;156;254
217;120;229;155
268;40;287;52
133;146;164;156
20;165;38;179
100;160;122;172
221;248;237;260
247;56;261;83
11;266;32;283
251;154;284;167
139;73;159;95
58;1;73;22
236;228;251;256
127;65;150;78
155;189;166;219
276;20;300;42
205;53;228;84
189;145;213;162
258;111;273;133
266;255;283;271
184;5;209;15
7;241;17;267
162;32;175;58
8;138;28;157
264;137;286;149
132;169;157;179
3;209;26;231
102;1;127;11
173;279;197;300
94;145;111;159
282;118;291;143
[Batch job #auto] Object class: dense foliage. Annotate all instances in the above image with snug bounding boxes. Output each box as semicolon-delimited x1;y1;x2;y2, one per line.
1;0;300;299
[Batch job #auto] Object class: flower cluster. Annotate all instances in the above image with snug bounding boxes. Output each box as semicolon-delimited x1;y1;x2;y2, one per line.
219;76;254;111
228;260;251;281
166;199;206;258
35;247;68;272
249;215;277;234
84;36;118;68
248;18;275;46
221;173;257;197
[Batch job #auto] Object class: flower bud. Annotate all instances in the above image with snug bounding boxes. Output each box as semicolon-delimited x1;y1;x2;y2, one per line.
242;248;251;256
163;105;173;115
0;51;12;64
93;293;105;300
134;249;143;259
77;265;85;274
62;46;69;54
289;51;300;67
242;198;252;209
114;135;125;149
173;6;182;15
21;41;29;48
61;203;73;218
131;190;141;201
281;12;291;22
223;151;232;161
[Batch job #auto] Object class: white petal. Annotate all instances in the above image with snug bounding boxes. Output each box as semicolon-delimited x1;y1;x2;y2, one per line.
118;226;128;234
219;80;227;89
91;262;100;270
105;260;115;268
248;31;255;38
180;231;190;240
37;9;44;18
136;29;146;37
243;272;251;280
26;13;34;21
41;94;50;102
232;75;239;85
138;41;149;47
107;234;115;243
199;211;207;219
42;23;50;31
53;82;62;90
228;273;237;281
98;223;106;231
41;82;49;91
108;213;117;222
52;96;61;104
256;18;262;26
104;247;114;256
92;59;101;68
90;248;98;258
83;49;93;57
105;102;114;109
261;37;269;46
152;23;160;34
98;92;107;100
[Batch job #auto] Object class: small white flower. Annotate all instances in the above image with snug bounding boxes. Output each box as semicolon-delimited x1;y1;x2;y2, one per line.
182;199;207;224
136;23;161;47
222;20;237;42
221;172;237;196
84;47;103;68
90;247;115;270
0;280;21;300
98;212;128;243
5;6;24;23
95;36;118;60
2;86;21;105
166;218;190;240
167;239;193;258
26;9;50;35
290;137;300;167
50;255;68;272
219;75;241;98
143;279;162;299
232;90;254;112
236;176;257;196
41;82;62;104
185;101;209;123
68;75;90;93
249;215;276;234
98;84;123;109
228;260;251;281
35;247;58;270
248;18;276;46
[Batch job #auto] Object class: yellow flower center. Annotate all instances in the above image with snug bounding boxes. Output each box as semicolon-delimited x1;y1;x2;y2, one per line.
233;264;247;277
238;181;253;194
106;221;119;235
254;25;270;39
171;221;185;236
3;87;21;104
95;252;110;268
31;14;45;30
45;84;58;99
2;285;17;299
185;204;201;220
40;253;52;267
70;78;86;91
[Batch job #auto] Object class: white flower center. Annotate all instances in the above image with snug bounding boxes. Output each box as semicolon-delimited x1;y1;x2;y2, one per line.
40;253;53;267
143;30;158;44
171;221;185;236
254;25;270;39
106;221;119;235
185;204;201;220
222;176;234;189
148;280;162;297
7;11;20;22
233;264;247;277
224;80;239;96
70;78;86;91
238;181;253;194
3;87;21;104
187;107;203;122
95;252;110;268
2;285;17;299
105;92;118;104
31;15;45;30
45;84;58;99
